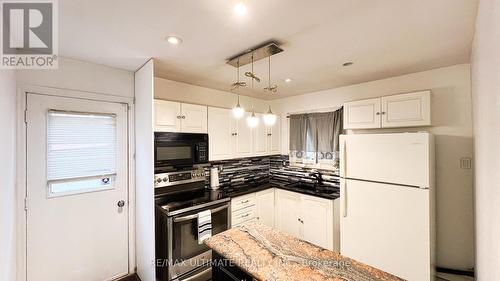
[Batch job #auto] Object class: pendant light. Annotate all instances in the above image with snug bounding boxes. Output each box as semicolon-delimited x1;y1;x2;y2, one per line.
263;56;277;126
232;58;245;119
246;53;260;128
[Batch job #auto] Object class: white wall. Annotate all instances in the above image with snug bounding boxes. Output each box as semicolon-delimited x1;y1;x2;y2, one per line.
0;70;17;281
155;77;271;113
471;0;500;279
17;57;134;98
134;61;156;281
272;64;475;270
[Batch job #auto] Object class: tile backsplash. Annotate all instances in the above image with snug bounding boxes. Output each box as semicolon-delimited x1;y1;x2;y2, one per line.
270;155;340;188
204;155;340;190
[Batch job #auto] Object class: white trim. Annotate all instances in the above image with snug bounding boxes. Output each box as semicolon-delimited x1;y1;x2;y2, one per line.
16;86;136;281
19;84;134;105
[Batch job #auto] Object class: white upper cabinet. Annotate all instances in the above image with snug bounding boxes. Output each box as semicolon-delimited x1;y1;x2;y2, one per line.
180;103;207;133
343;91;431;129
154;100;181;132
255;189;275;227
253;113;268;156
208;107;234;161
381;91;431;128
343;98;381;129
154;99;207;133
235;112;253;157
206;105;281;160
268;115;281;154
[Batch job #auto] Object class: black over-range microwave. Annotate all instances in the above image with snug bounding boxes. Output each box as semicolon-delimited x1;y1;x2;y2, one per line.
154;132;208;170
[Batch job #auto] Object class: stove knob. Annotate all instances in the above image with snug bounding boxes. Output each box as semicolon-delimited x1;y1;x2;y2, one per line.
198;173;203;177
156;178;162;183
192;173;196;178
163;177;168;182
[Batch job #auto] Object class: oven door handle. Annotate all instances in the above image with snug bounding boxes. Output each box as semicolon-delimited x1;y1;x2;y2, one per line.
173;204;229;223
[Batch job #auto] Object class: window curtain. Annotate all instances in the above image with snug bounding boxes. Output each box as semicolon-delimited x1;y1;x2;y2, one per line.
289;107;343;169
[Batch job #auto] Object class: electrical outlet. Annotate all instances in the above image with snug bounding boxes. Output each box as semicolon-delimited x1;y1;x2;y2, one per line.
460;157;472;169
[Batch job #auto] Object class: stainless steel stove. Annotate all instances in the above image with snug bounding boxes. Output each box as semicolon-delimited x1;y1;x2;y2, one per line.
155;168;229;281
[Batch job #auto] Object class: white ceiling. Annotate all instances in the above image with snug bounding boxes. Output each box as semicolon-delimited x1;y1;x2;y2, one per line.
59;0;478;99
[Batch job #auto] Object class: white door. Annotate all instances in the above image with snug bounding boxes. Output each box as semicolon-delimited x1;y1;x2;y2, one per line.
301;195;333;250
268;116;281;154
381;91;431;128
255;189;275;227
181;103;207;133
340;179;431;281
343;98;381;129
275;190;301;237
26;93;129;281
252;113;268;156
235;113;253;157
208;107;233;160
340;133;432;187
154;99;181;132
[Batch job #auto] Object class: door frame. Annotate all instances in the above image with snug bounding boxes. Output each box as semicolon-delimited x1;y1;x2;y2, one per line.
16;85;136;281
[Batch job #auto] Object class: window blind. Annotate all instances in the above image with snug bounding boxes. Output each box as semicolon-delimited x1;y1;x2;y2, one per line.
47;110;117;185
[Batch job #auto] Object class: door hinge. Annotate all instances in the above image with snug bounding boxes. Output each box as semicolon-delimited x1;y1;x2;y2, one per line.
24;109;28;124
24;197;28;211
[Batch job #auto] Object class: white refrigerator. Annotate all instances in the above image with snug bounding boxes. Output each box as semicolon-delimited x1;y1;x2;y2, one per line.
339;132;435;281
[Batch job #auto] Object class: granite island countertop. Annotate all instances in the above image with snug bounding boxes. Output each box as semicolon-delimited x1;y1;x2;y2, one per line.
205;223;403;281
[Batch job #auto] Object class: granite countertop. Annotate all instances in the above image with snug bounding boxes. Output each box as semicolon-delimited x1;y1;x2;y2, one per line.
218;181;339;200
205;223;403;281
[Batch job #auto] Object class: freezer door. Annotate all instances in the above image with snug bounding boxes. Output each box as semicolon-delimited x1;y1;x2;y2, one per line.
340;133;432;187
340;179;432;280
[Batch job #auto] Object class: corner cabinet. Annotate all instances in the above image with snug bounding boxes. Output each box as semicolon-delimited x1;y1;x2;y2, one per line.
343;91;431;129
154;99;207;133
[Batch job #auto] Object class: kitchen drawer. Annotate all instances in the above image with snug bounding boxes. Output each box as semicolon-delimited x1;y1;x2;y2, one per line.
232;218;257;228
232;206;256;226
231;193;256;211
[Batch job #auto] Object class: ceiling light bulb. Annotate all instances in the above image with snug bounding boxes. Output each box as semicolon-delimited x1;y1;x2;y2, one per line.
166;36;182;45
247;112;259;128
263;106;277;126
232;103;245;119
234;3;247;16
284;78;292;83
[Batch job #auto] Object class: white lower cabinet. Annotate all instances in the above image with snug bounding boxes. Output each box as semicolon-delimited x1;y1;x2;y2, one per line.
231;188;338;252
255;189;275;227
275;189;338;251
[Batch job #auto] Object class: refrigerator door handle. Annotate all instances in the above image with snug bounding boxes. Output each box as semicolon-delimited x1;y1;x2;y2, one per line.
341;138;347;178
342;181;348;217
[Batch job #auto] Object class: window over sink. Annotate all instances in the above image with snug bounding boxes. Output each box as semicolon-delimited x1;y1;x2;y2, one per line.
289;107;343;170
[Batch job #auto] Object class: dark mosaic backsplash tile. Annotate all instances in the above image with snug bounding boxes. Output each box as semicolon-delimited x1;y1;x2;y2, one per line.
203;156;271;189
270;155;340;188
203;155;340;191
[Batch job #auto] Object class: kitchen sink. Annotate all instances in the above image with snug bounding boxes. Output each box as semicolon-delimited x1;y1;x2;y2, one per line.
285;181;339;195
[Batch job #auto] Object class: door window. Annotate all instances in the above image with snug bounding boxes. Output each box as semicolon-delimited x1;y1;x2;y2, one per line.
46;110;117;197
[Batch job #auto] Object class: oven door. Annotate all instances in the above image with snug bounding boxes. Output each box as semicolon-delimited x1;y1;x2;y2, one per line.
168;203;229;280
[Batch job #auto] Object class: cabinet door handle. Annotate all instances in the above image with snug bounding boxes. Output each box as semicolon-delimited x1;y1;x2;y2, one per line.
381;111;386;115
182;115;186;119
176;115;181;119
376;112;381;115
241;200;249;204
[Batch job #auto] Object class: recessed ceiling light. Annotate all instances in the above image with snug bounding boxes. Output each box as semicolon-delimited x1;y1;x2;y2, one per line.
343;61;354;67
166;36;182;45
234;3;247;16
284;78;292;83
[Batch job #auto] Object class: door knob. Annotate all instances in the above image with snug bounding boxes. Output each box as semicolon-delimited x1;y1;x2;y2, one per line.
117;200;125;207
